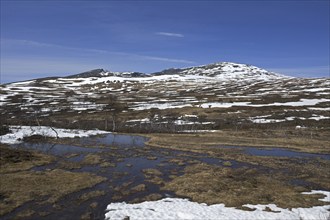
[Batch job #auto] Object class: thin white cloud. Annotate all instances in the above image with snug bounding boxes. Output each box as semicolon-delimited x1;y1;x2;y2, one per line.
136;55;194;64
2;39;112;54
155;32;184;38
0;39;196;83
0;57;103;83
1;38;194;64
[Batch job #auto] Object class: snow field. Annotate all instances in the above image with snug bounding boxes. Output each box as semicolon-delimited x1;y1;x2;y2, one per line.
105;191;330;220
0;126;109;144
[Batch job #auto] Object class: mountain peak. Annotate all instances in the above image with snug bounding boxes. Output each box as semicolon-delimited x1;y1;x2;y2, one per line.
66;69;148;78
66;69;107;78
153;61;285;79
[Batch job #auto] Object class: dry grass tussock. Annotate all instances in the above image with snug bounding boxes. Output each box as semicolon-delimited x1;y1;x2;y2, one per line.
0;144;54;173
162;163;329;208
146;129;330;154
0;145;106;216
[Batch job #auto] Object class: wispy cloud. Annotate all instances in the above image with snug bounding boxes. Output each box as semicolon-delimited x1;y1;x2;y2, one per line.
0;57;104;83
1;38;196;83
155;32;184;38
2;39;113;55
1;38;193;64
138;55;194;64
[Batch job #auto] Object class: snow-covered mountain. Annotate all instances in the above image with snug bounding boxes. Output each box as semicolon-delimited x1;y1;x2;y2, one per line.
154;62;286;79
64;62;286;80
1;62;329;132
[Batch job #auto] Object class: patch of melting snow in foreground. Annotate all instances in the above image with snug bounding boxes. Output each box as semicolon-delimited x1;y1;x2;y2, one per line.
105;190;330;220
0;126;110;144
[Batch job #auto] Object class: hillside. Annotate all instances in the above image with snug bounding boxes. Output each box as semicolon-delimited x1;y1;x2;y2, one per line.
1;62;329;132
1;62;330;220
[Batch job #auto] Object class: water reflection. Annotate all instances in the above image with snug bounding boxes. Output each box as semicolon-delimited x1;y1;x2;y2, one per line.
79;133;148;147
14;142;100;156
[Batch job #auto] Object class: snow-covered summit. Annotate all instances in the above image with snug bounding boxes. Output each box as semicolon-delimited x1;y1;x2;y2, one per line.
154;62;286;80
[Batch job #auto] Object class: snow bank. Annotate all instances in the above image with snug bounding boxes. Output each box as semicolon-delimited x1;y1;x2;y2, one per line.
132;102;193;111
201;99;330;109
0;126;109;144
105;191;330;220
200;102;250;108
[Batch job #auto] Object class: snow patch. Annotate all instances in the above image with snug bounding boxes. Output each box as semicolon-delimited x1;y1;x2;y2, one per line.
200;102;250;108
132;102;192;110
0;126;109;144
201;99;329;109
105;191;330;220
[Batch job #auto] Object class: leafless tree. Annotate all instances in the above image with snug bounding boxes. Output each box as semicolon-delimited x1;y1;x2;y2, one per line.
104;94;127;132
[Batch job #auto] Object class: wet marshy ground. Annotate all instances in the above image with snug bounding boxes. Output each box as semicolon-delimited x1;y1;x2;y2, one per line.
215;145;330;160
1;133;330;219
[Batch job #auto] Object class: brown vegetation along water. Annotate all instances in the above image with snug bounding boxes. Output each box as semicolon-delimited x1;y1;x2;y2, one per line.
146;129;330;153
0;144;106;217
162;163;328;208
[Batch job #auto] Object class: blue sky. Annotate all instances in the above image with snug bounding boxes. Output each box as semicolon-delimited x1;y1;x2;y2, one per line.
1;0;329;83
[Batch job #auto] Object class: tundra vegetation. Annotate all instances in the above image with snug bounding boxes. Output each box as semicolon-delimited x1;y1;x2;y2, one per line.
0;64;329;219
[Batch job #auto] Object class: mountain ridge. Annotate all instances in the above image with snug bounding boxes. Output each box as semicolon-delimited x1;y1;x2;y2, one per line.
1;61;329;133
61;61;286;80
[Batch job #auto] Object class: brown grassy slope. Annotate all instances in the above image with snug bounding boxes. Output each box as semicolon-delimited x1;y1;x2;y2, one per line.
146;129;330;154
